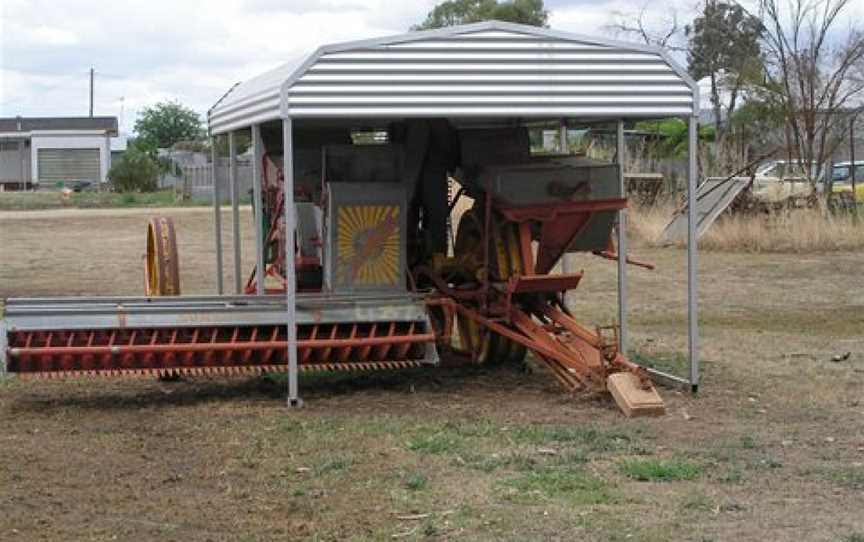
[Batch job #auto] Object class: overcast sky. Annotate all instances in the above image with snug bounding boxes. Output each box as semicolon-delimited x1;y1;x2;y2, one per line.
4;0;857;134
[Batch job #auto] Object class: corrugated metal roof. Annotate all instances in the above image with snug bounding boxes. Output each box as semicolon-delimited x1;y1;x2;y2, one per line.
209;21;697;134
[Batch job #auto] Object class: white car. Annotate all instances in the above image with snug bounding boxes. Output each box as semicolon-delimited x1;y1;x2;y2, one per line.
749;160;823;203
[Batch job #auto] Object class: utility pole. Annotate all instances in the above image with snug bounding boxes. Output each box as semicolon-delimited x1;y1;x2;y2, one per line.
851;111;859;221
89;67;94;117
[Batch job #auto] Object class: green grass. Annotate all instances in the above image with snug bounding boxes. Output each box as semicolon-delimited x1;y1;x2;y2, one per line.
620;459;703;482
404;472;428;491
511;425;643;453
0;190;211;210
404;422;481;455
500;467;613;505
315;456;354;475
406;429;465;455
832;467;864;490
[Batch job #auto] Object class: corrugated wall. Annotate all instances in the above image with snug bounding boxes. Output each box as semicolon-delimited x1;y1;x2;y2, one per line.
209;22;696;134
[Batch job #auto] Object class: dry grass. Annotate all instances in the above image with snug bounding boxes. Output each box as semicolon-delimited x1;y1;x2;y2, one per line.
629;203;864;253
2;207;864;540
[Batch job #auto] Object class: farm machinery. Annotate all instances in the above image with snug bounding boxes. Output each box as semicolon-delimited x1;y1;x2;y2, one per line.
1;121;664;416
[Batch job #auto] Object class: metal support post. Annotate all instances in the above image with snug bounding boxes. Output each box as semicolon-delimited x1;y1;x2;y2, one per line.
851;113;859;220
229;132;242;294
211;137;224;295
251;125;265;295
687;115;700;391
282;118;302;408
559;118;573;278
0;319;7;377
616;120;627;353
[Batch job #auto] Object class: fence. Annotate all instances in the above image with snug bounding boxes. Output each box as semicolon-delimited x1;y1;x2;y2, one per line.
177;159;253;203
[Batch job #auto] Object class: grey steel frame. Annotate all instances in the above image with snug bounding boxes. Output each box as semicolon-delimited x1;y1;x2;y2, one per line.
616;120;628;354
229;132;242;294
687;114;699;391
282;118;301;407
211;137;224;295
251;125;266;296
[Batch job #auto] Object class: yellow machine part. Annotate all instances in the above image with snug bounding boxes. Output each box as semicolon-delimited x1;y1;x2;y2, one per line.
144;216;181;296
453;206;527;364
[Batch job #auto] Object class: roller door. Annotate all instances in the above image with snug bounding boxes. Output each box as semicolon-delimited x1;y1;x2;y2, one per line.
37;148;101;184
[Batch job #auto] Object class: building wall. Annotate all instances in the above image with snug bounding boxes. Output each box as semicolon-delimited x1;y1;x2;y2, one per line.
0;138;31;185
30;131;111;184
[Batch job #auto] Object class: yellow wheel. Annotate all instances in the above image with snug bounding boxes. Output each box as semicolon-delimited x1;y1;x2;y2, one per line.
453;206;526;364
144;216;181;296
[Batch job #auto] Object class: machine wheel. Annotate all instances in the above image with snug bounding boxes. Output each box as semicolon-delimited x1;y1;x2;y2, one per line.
145;216;181;296
453;206;526;365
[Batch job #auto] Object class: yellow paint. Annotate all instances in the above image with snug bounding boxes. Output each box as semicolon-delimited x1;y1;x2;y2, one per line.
336;205;401;286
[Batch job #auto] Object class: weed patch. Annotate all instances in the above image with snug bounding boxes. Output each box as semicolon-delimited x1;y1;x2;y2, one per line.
832;467;864;490
500;467;612;505
404;472;428;491
621;459;702;482
512;425;640;453
406;427;465;455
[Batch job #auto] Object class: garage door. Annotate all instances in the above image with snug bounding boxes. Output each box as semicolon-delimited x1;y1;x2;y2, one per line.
37;148;101;184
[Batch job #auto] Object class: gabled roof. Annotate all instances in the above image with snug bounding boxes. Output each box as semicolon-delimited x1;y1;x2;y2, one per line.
209;21;697;134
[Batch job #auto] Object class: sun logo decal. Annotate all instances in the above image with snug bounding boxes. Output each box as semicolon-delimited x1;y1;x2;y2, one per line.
336;205;400;287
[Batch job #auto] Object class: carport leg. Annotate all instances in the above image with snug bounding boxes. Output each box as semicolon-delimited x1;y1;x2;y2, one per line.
211;137;224;295
616;120;628;354
283;118;302;408
687;115;700;392
229;132;242;294
251;125;265;295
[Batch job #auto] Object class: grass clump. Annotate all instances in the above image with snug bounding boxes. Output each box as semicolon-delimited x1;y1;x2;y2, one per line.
404;472;428;491
501;467;612;505
406;427;464;455
315;456;354;475
832;467;864;490
512;425;637;453
620;459;702;482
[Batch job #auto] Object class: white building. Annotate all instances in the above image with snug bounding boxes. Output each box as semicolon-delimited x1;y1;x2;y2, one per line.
0;116;118;190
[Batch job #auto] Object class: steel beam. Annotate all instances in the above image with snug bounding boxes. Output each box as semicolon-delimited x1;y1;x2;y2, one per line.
211;137;224;295
229;131;242;294
616;119;627;353
282;118;302;408
0;318;7;376
687;114;699;391
251;124;265;295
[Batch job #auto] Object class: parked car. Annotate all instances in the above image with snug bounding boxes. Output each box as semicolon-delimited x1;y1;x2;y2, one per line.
830;161;864;199
749;160;824;203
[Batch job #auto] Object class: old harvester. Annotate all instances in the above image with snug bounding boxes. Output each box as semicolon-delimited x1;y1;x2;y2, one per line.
2;22;702;416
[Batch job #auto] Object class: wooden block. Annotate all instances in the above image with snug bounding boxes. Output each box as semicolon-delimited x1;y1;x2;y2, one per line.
607;372;665;417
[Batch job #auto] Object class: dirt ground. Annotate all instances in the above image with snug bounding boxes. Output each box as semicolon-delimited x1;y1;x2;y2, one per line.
1;207;863;541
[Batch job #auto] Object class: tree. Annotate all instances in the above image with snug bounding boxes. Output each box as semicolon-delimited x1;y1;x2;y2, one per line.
756;0;864;183
413;0;547;30
686;1;764;157
637;118;716;159
133;101;203;153
108;147;160;192
607;4;683;48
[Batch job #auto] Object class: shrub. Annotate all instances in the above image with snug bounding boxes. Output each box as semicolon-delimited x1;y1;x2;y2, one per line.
108;148;159;192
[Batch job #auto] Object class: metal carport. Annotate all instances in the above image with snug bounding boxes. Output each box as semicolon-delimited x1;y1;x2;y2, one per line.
207;20;700;406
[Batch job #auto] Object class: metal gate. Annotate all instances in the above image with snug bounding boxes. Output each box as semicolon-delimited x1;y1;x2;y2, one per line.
37;148;100;184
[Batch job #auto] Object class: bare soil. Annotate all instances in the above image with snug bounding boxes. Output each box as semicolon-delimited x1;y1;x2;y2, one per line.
1;207;862;541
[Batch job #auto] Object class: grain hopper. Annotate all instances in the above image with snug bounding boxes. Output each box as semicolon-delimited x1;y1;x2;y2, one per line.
1;22;702;416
